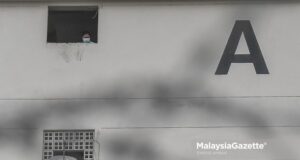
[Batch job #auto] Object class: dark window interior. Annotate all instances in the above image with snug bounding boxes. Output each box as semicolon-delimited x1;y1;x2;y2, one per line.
47;6;98;43
54;151;84;160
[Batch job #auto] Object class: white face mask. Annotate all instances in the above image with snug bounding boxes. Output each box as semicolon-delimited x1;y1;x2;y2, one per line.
83;38;91;43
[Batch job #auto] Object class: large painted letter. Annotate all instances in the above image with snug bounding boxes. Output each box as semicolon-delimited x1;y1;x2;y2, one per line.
215;20;269;75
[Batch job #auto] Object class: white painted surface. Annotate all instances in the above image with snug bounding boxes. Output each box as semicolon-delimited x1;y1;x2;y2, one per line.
0;2;298;98
0;1;299;160
101;128;300;160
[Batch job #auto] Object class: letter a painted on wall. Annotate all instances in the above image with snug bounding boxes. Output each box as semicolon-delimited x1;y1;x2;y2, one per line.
215;20;269;75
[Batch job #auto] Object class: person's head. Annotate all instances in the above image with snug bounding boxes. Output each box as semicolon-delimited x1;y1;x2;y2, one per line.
82;31;91;43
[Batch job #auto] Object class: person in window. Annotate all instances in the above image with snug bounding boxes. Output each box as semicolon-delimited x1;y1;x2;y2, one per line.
81;31;93;43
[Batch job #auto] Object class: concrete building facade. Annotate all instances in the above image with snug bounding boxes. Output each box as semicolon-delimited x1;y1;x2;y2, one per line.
0;0;300;160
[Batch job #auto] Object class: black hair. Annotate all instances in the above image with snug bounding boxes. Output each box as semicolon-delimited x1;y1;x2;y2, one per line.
81;31;91;36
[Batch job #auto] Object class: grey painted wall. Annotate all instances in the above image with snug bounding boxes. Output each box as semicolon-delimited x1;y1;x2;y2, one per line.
0;1;299;160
